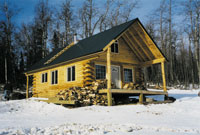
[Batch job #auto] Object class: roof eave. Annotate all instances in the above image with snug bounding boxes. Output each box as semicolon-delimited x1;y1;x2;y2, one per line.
25;51;104;75
136;19;168;62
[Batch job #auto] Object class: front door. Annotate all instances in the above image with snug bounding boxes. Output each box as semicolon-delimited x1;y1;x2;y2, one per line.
111;65;121;88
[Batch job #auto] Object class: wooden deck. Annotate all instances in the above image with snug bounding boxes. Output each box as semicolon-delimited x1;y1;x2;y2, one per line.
99;89;168;105
99;89;168;96
38;89;169;106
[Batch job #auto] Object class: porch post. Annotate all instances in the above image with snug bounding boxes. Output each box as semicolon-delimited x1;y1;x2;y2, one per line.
133;67;136;84
139;93;144;104
161;61;167;92
107;47;112;106
26;74;29;99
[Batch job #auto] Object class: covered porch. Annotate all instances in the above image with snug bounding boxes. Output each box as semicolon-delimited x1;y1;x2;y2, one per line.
104;20;167;106
105;47;167;105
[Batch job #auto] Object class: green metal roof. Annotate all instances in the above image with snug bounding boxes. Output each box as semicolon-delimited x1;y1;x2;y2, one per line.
26;18;138;73
27;47;64;72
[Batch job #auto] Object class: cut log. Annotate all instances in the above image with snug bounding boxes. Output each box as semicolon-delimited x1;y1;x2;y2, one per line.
123;82;146;90
56;79;146;106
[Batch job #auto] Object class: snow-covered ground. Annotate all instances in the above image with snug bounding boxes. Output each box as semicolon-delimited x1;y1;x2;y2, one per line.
0;89;200;135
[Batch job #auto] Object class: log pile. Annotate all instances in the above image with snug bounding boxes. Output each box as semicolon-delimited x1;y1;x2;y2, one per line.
123;82;146;90
56;80;111;106
92;79;107;90
56;79;146;106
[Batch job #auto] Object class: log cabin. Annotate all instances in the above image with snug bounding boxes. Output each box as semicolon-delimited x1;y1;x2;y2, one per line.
25;18;168;106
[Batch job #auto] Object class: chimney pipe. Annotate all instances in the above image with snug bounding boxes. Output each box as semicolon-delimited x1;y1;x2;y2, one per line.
74;33;77;44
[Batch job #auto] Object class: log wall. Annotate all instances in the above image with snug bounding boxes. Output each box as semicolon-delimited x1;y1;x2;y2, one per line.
33;60;87;98
98;38;139;64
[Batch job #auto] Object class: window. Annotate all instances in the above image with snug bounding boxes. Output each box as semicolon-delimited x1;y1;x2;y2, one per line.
51;70;58;84
95;65;106;79
41;73;48;83
111;41;119;53
67;66;75;81
124;68;133;83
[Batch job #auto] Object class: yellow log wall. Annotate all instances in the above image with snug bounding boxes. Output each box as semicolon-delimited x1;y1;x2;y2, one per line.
98;38;139;64
33;60;87;98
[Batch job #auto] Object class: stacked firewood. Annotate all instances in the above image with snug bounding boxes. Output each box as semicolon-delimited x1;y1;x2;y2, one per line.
123;82;146;90
92;79;116;89
56;79;146;106
56;80;110;106
91;79;107;90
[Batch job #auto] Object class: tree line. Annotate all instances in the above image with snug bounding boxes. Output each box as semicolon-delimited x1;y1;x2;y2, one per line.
0;0;137;88
0;0;199;89
144;0;200;89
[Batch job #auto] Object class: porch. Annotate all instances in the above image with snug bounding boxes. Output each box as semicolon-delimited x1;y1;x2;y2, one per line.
99;89;169;105
105;37;167;105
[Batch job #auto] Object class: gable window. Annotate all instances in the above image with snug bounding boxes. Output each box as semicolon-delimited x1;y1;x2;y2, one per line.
67;66;75;81
124;68;133;83
111;41;119;53
95;65;106;79
51;70;58;84
42;73;48;83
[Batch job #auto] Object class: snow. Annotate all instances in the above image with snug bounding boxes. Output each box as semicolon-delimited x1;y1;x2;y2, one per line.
0;89;200;135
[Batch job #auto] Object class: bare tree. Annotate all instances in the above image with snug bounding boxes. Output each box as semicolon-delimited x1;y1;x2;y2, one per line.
0;0;18;83
167;0;175;84
15;23;33;66
78;0;138;38
51;22;61;50
58;0;75;46
34;0;52;58
107;0;138;27
98;0;113;32
157;0;167;54
78;0;102;38
183;0;200;86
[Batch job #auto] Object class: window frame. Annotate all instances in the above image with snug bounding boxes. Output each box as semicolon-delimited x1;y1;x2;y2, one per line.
41;72;48;83
51;70;58;85
124;68;133;83
111;40;119;53
95;64;106;80
67;66;76;82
